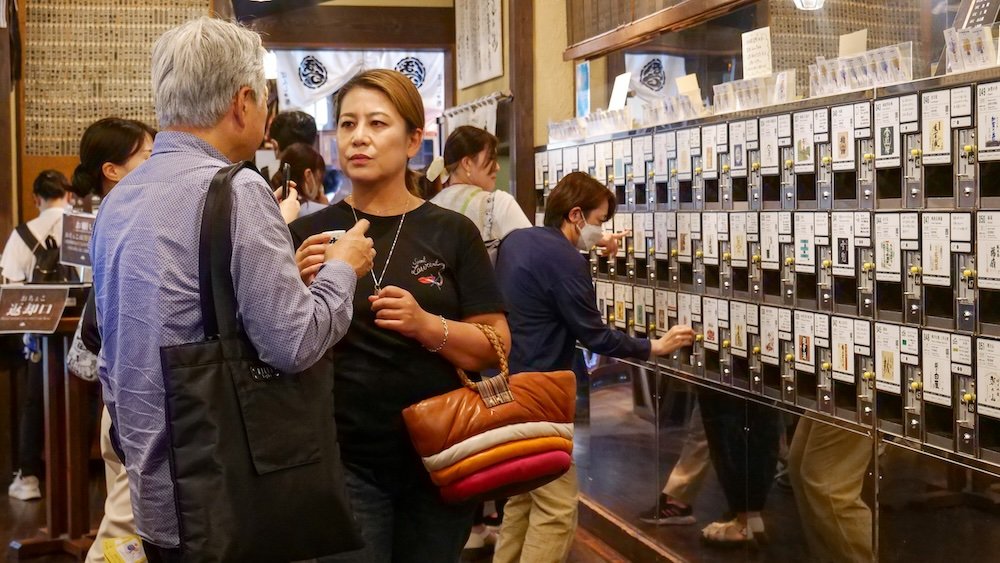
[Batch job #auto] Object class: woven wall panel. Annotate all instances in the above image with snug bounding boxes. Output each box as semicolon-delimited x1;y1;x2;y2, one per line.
25;1;207;156
768;0;924;94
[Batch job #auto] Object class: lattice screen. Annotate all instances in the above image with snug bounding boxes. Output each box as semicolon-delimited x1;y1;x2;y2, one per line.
24;1;208;156
768;0;925;95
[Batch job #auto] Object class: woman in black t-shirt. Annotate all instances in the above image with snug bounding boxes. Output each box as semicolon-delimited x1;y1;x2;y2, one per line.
289;69;509;563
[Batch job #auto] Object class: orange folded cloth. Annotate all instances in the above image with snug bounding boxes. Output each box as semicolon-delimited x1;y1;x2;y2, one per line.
429;436;574;487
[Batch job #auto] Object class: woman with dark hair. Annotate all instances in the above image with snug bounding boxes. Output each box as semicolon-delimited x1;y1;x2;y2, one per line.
271;142;329;218
430;125;531;262
71;117;156;201
64;117;154;563
291;69;510;562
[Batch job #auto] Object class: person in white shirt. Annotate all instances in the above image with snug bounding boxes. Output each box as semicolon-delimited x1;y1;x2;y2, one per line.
2;170;71;502
430;126;532;263
0;170;72;283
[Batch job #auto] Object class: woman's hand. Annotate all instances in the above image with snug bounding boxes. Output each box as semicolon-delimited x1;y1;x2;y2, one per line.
369;286;436;342
273;183;299;225
295;232;333;286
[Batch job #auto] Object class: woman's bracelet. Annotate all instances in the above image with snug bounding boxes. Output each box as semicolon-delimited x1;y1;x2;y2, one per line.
426;315;449;353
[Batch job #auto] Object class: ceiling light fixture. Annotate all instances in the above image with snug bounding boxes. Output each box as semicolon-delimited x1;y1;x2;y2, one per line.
793;0;825;10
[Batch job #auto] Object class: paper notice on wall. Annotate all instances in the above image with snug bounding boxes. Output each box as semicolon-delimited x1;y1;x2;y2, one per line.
922;330;953;406
977;338;1000;420
742;27;773;80
921;213;951;286
875;213;902;282
831;317;855;381
978;212;1000;289
874;323;901;394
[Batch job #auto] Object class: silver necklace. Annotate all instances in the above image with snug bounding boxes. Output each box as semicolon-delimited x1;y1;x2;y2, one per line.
349;197;407;294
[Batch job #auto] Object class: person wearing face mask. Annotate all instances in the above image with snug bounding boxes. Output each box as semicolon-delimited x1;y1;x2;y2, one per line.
429;126;531;263
492;171;697;563
272;142;329;218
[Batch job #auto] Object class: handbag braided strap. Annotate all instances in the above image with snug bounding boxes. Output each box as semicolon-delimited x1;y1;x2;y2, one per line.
455;323;514;408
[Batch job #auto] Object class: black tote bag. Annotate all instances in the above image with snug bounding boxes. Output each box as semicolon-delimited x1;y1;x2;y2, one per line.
159;162;363;562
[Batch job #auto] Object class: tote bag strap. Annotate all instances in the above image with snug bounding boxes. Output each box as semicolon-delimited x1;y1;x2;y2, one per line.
199;161;257;340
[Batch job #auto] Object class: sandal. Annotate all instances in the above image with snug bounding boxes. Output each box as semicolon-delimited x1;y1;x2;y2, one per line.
701;518;757;548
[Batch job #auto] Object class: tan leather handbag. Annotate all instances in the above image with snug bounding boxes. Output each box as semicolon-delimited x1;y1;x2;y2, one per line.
402;323;577;503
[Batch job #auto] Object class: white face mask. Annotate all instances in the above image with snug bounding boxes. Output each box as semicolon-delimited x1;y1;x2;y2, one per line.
575;220;604;251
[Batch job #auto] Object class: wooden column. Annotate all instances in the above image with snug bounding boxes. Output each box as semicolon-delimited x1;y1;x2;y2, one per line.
509;0;534;218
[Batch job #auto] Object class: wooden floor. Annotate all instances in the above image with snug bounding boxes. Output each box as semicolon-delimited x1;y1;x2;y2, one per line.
1;471;624;563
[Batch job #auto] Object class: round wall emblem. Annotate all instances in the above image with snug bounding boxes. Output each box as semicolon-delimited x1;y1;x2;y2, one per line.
395;57;427;88
298;55;328;90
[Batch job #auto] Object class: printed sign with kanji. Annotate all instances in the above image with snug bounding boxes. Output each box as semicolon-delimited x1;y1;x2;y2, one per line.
0;286;69;333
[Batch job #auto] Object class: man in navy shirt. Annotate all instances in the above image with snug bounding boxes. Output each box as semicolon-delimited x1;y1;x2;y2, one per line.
493;171;695;563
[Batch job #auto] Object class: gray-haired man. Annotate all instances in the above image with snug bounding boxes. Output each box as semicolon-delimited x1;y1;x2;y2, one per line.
90;17;374;557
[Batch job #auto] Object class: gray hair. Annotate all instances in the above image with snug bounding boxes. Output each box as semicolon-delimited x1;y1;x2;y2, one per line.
151;17;267;129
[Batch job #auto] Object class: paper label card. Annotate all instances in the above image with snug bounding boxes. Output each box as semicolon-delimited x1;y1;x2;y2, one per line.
978;212;1000;289
794;112;815;171
731;301;748;352
875;323;901;393
874;98;901;167
730;121;747;174
979;82;1000;161
794;311;816;371
760;117;779;171
977;338;1000;420
922;213;952;286
655;290;670;331
704;298;719;350
703;213;719;261
832;212;855;275
703;126;718;174
921;90;952;164
831;316;855;379
875;213;902;282
678;293;692;328
831;106;855;166
761;212;780;267
922;330;952;406
794;212;816;268
761;306;779;363
731;213;748;262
